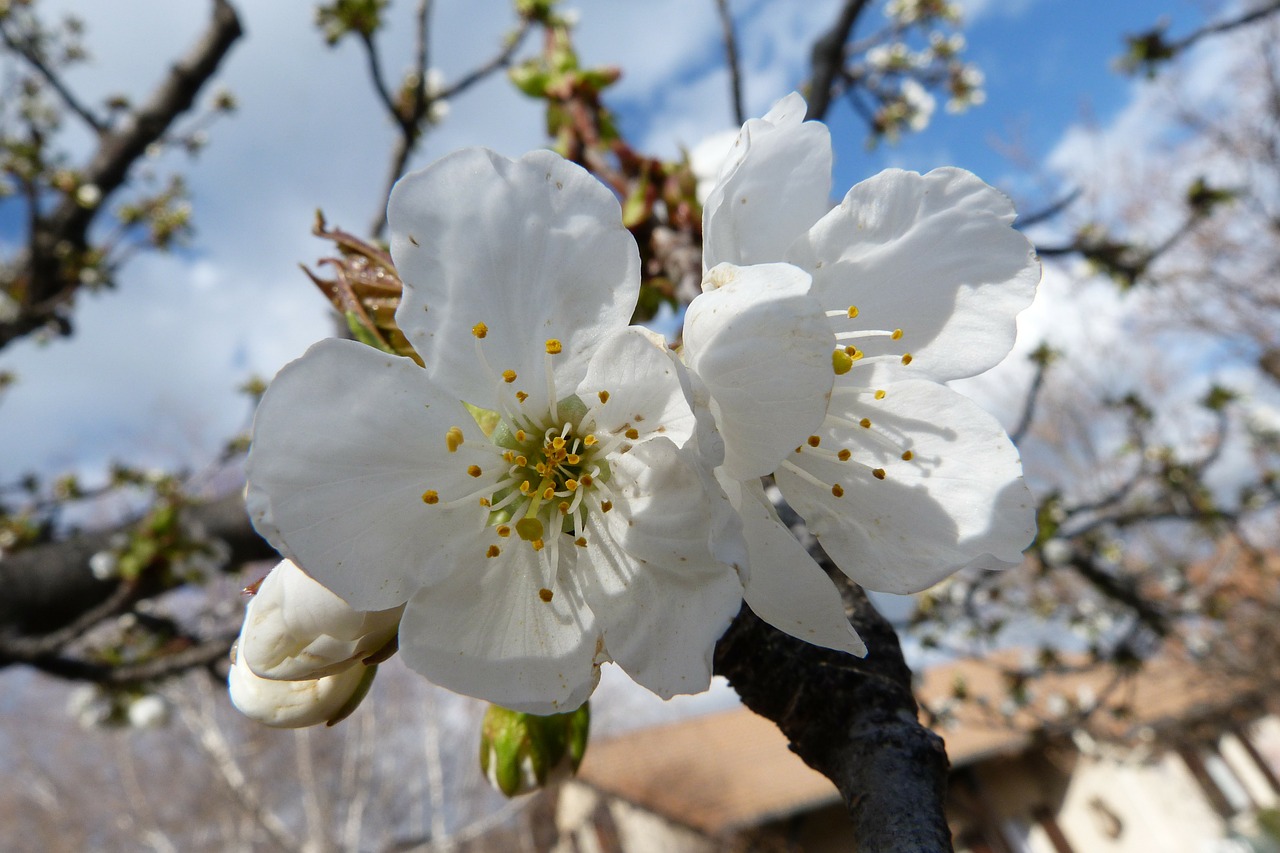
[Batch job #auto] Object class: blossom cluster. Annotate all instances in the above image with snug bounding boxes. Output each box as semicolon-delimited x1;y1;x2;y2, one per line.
230;93;1039;728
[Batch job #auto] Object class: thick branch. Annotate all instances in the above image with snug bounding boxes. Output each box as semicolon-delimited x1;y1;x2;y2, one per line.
0;492;274;640
714;551;952;853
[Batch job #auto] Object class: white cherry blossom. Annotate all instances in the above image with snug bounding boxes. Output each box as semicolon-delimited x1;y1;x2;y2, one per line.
687;93;1040;649
246;148;744;714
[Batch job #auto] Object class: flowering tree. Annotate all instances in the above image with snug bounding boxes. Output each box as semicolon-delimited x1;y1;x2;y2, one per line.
2;1;1278;851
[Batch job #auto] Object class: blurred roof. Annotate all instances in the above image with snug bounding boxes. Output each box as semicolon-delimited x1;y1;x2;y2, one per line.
574;650;1258;837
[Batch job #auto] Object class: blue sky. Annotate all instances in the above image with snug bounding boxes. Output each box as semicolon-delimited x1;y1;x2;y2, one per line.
0;0;1252;567
0;0;1237;496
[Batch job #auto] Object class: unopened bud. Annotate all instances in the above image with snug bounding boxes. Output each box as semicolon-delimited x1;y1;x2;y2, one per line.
479;702;589;797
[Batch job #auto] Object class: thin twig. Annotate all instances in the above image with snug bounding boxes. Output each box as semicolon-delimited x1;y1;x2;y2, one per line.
0;16;105;133
713;0;745;125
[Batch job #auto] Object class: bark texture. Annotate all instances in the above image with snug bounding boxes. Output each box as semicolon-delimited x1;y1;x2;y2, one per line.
715;551;954;852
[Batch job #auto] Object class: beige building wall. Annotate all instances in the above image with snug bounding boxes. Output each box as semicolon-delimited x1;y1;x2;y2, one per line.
1054;750;1225;853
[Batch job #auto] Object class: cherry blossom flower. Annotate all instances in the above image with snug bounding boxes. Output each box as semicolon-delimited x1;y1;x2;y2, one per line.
686;93;1040;650
246;149;744;714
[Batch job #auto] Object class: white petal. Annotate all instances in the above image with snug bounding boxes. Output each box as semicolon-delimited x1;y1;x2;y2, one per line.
229;643;369;729
246;339;494;611
241;560;402;681
703;94;832;270
581;439;744;698
776;381;1036;594
683;262;834;480
398;542;600;715
789;167;1040;382
390;148;639;414
577;327;696;447
726;477;866;655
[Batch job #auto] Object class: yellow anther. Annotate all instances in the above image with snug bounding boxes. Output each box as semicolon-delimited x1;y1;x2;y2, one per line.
535;462;547;475
479;497;491;507
486;545;500;558
558;501;570;514
567;453;581;464
503;450;516;463
891;328;903;340
515;455;528;467
565;479;579;492
531;539;545;551
542;486;555;500
515;429;527;442
601;500;613;513
467;465;483;478
580;474;593;486
625;428;639;440
872;468;887;480
520;480;532;494
583;435;597;446
552;436;566;450
515;518;544;542
502;369;517;383
445;426;464;453
901;450;914;461
472;322;488;339
860;418;871;429
421;490;439;504
538;588;554;602
516;391;529;403
837;449;852;461
807;435;821;447
831;484;845;498
795;446;803;454
901;353;913;365
574;536;588;548
875;389;886;400
847;305;859;319
545;339;562;355
833;349;853;375
598;390;610;404
496;525;511;537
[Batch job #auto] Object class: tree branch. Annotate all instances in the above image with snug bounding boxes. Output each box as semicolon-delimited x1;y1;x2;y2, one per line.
0;492;274;644
0;0;243;349
714;550;952;853
0;14;106;133
806;0;872;121
713;0;745;125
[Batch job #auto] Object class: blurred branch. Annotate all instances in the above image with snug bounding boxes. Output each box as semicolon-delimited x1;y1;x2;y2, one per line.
715;551;952;853
0;13;105;133
0;491;274;682
806;0;872;121
365;8;533;238
713;0;745;125
1016;188;1081;229
1123;0;1280;75
0;0;243;349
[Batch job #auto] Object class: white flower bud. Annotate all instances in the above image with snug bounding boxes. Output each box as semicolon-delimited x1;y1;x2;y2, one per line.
228;641;373;728
240;560;402;681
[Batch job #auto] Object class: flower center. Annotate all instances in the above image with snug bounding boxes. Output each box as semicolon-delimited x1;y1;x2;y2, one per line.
420;327;625;572
485;397;612;550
